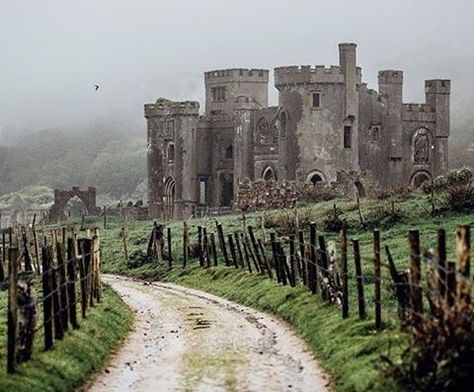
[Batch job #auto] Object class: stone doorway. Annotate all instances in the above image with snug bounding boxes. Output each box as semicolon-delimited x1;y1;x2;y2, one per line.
220;173;234;207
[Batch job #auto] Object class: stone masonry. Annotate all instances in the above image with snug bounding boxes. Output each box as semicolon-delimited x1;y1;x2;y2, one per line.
145;43;450;219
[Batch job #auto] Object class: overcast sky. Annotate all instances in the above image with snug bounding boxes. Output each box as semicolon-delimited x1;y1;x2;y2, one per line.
1;0;473;141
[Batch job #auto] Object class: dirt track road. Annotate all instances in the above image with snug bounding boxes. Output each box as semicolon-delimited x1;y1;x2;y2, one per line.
87;275;329;392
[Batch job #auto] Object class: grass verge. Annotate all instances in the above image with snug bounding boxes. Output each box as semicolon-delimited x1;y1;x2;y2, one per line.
0;285;133;392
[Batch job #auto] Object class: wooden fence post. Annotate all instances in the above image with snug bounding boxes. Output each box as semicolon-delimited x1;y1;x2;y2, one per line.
7;247;19;373
51;265;64;340
78;240;89;318
42;246;54;349
447;261;456;307
340;228;349;319
227;234;239;269
456;225;471;306
437;229;447;299
298;230;307;286
258;239;273;280
241;234;254;273
203;228;210;268
308;222;318;294
248;226;263;272
198;226;204;267
409;229;423;320
56;242;69;331
67;237;79;329
276;242;289;286
183;222;189;268
216;222;229;266
352;239;366;319
210;232;218;267
289;234;297;284
234;233;245;270
121;227;128;262
374;229;382;330
270;232;281;283
167;227;173;268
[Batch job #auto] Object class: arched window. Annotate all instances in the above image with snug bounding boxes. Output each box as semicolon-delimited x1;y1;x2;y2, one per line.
164;177;176;220
262;166;277;181
412;128;431;165
306;170;326;185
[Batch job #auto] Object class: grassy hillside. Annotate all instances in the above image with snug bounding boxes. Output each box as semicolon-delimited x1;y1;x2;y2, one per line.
95;189;474;391
0;285;133;392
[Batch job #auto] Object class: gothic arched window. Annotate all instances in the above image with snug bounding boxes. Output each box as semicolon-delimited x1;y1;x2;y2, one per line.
413;128;431;165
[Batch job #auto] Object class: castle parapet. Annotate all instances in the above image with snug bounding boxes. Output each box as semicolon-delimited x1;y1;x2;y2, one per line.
402;103;436;122
205;68;269;84
145;100;200;118
274;65;362;86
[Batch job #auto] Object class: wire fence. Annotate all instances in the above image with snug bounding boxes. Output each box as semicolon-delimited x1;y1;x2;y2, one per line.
127;219;472;336
1;226;102;374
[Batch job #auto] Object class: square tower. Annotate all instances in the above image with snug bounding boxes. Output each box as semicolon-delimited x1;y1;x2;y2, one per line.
204;69;269;116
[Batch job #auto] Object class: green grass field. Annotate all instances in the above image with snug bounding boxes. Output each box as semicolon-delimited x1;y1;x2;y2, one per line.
0;284;133;392
94;191;473;391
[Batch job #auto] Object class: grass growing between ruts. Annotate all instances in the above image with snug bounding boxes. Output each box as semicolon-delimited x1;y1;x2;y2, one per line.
0;285;133;392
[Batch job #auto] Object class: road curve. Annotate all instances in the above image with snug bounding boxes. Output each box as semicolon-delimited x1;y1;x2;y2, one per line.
86;275;329;392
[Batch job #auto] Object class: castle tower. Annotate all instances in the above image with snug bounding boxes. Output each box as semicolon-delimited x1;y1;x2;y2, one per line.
144;100;200;219
378;70;404;181
204;69;269;116
425;79;451;174
233;95;260;190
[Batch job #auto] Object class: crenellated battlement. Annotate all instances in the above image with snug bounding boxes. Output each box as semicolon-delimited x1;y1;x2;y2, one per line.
403;103;435;113
425;79;451;95
274;65;362;86
144;100;200;117
204;68;269;84
378;70;404;84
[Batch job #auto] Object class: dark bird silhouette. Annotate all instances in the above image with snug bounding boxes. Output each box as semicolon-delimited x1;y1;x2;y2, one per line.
94;84;99;91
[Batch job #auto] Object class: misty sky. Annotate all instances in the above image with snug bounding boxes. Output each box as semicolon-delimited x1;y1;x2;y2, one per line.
1;0;473;141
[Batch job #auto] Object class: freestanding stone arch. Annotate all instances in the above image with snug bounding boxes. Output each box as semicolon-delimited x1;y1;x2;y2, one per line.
47;187;101;222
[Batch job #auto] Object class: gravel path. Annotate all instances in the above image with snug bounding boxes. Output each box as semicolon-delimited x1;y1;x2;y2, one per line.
86;275;329;392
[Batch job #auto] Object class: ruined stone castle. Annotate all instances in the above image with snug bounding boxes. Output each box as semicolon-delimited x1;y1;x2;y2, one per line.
145;43;450;219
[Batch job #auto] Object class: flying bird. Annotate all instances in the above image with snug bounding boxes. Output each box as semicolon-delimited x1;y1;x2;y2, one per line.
94;84;100;91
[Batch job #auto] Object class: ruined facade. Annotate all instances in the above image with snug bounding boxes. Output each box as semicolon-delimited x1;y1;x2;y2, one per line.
145;43;450;219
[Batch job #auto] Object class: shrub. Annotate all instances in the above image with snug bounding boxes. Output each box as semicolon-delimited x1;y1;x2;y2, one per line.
443;181;474;212
322;206;346;233
381;272;474;391
423;167;473;194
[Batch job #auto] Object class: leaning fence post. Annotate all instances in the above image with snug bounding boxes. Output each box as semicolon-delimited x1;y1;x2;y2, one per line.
216;222;229;266
227;234;239;269
409;229;423;321
210;232;218;267
456;225;471;306
270;232;281;283
42;246;54;349
289;234;297;284
340;228;349;319
352;239;366;319
234;233;245;270
7;246;19;373
374;229;382;330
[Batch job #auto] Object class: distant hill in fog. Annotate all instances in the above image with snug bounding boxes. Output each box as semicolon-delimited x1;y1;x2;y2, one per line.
0;127;146;199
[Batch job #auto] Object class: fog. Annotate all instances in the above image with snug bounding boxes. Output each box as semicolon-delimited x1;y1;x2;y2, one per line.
1;0;473;143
